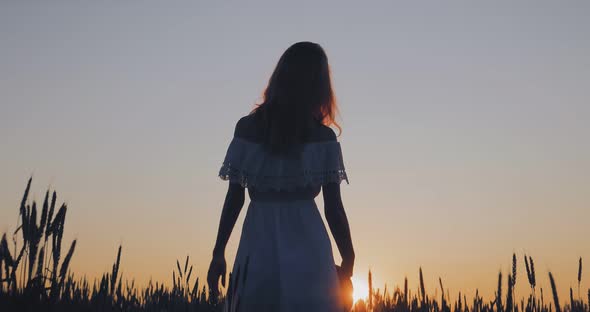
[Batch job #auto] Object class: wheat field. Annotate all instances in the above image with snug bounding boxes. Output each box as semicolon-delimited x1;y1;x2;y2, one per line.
1;178;588;312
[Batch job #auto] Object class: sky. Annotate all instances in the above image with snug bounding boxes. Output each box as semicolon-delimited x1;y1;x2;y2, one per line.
1;1;589;301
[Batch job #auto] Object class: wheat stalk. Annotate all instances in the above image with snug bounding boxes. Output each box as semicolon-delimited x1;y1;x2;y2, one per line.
579;257;582;300
549;272;561;312
512;253;517;288
419;267;426;305
506;273;514;312
58;239;76;289
496;271;503;312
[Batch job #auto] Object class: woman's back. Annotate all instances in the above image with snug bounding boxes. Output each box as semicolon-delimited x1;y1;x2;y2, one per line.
215;114;349;311
227;114;345;202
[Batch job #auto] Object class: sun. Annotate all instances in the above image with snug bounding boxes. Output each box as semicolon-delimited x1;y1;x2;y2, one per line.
351;276;369;303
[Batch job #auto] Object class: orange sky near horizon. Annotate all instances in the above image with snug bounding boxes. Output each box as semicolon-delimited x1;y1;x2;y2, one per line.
1;1;589;302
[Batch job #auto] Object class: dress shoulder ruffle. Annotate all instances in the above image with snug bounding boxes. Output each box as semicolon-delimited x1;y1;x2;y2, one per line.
218;136;349;191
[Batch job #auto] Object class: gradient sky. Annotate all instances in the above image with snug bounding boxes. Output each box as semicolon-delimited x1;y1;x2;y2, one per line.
1;1;589;300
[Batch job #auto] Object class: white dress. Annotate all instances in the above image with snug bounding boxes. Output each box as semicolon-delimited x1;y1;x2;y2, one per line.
218;136;349;312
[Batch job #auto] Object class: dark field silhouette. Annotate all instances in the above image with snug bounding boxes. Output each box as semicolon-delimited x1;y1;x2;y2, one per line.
1;178;588;312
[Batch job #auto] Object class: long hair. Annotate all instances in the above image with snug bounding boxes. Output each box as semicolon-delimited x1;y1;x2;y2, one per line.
251;41;340;152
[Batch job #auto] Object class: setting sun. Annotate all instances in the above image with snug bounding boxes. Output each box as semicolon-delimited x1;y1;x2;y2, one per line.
351;277;369;303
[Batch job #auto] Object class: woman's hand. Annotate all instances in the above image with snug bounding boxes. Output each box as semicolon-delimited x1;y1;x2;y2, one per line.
340;256;354;279
336;264;354;311
207;253;227;297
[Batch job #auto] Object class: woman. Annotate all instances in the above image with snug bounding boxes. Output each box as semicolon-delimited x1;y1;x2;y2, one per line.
207;41;355;312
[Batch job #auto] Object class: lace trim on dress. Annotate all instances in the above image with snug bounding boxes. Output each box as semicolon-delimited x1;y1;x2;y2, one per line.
218;136;349;191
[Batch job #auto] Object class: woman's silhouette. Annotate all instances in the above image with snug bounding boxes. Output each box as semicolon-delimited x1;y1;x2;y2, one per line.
207;41;355;312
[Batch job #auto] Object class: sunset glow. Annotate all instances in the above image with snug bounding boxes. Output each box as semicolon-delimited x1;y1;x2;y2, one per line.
1;2;589;306
352;277;369;303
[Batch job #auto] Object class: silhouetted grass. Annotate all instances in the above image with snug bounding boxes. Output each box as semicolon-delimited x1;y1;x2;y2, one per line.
1;178;589;312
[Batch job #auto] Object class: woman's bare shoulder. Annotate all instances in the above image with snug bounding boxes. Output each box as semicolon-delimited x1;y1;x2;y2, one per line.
233;114;337;143
233;114;264;142
309;124;337;142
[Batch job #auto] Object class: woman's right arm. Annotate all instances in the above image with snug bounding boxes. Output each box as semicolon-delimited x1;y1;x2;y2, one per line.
323;182;355;277
207;182;245;296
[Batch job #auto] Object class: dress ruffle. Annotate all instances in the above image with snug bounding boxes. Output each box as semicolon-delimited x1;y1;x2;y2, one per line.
218;137;349;191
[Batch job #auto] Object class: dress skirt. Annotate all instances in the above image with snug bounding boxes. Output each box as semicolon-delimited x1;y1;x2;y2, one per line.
224;199;343;312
